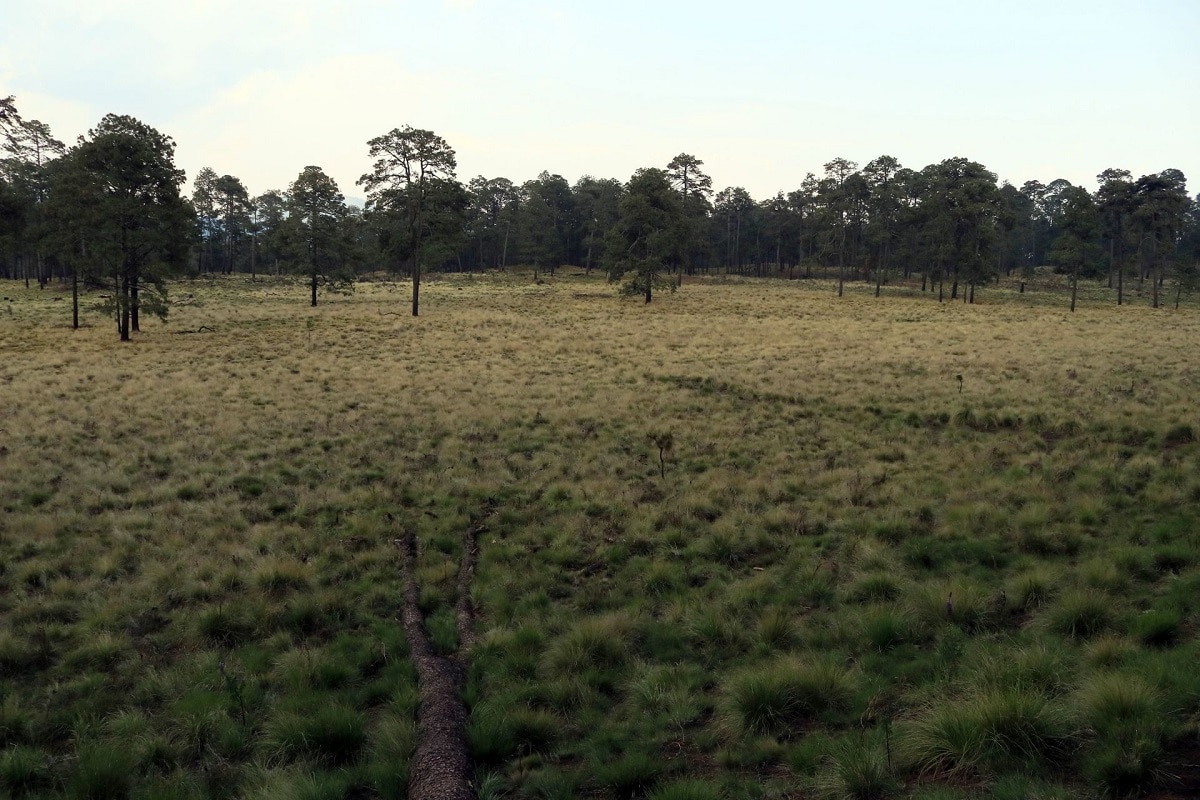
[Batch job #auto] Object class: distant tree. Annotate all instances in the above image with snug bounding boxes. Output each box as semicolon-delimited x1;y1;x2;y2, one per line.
605;168;684;303
213;174;252;274
1095;168;1135;304
759;192;794;276
821;157;859;296
713;186;755;275
1131;170;1190;308
0;99;66;288
572;176;623;275
786;174;820;276
1048;186;1101;311
465;176;521;270
862;156;903;296
919;158;1002;302
191;167;219;274
520;171;575;277
44;114;191;339
996;182;1035;281
283;166;351;306
359;125;457;316
252;190;287;277
666;153;714;281
1175;193;1200;308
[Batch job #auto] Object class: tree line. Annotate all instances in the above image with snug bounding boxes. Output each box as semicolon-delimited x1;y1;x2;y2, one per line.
2;96;1198;335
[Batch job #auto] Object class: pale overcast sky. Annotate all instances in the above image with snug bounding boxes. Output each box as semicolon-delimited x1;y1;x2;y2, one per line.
2;0;1197;202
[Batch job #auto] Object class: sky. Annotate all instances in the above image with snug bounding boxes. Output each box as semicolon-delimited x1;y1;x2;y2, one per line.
2;0;1197;204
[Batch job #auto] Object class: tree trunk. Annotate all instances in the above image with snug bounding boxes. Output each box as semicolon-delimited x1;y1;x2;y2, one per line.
412;259;421;316
119;272;130;341
311;272;318;307
72;265;79;329
131;275;140;332
1117;265;1124;306
1070;268;1078;313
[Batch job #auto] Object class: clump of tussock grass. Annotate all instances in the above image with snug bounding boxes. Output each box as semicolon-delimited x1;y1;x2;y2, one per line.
592;751;663;799
1129;608;1183;648
968;642;1075;698
857;607;913;653
471;701;562;763
1043;589;1119;639
896;689;1075;778
647;778;724;800
68;742;136;800
811;735;900;800
254;559;312;595
196;602;260;646
0;694;32;747
272;648;354;691
263;703;366;766
0;745;50;797
846;572;903;604
1006;569;1058;612
721;657;857;738
541;613;635;678
908;581;990;633
757;605;797;650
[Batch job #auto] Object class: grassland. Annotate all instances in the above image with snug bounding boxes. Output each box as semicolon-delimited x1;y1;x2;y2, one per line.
1;271;1199;799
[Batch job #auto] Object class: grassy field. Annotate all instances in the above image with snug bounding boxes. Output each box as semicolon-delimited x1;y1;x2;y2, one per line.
2;271;1199;799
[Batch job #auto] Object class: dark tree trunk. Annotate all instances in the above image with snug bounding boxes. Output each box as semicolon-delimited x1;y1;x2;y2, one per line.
118;272;130;342
71;266;79;330
311;272;318;307
131;275;140;332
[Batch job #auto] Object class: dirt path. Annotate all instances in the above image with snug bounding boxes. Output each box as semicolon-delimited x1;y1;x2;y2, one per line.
394;501;496;800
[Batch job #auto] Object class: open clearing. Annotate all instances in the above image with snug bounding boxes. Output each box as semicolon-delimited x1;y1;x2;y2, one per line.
2;273;1199;799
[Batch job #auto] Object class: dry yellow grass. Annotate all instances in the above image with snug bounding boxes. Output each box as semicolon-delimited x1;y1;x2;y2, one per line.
1;271;1199;797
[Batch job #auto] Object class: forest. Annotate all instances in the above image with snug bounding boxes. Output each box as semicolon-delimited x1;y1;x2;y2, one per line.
2;95;1198;328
